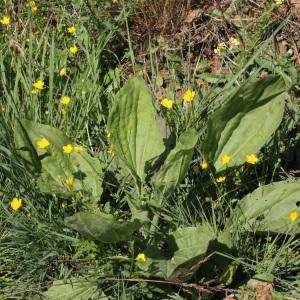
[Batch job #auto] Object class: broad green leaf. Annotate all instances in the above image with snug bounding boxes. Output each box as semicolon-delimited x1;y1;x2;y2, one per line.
14;119;103;200
229;180;300;233
197;73;225;84
197;228;235;284
65;212;146;243
152;129;198;197
201;76;287;172
140;226;215;281
108;77;164;182
43;278;99;300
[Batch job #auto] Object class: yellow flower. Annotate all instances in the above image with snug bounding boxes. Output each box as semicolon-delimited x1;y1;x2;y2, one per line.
59;68;67;76
183;90;196;102
65;177;75;188
161;98;173;109
60;96;71;105
108;145;115;157
63;144;73;154
216;176;226;183
33;80;45;90
32;89;39;95
220;154;230;165
10;197;22;211
74;146;83;154
67;26;76;34
69;45;78;55
0;16;10;25
37;223;43;230
214;42;226;55
289;210;298;222
200;162;208;169
246;154;258;165
229;37;240;48
136;253;146;262
30;1;38;13
37;137;50;149
193;165;199;174
274;0;284;5
107;132;111;139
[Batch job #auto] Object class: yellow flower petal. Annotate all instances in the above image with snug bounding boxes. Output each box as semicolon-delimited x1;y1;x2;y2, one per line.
161;98;173;109
74;146;83;154
216;176;226;183
220;154;230;165
59;68;67;77
63;144;73;154
10;197;22;211
289;211;298;222
37;137;50;149
229;37;240;48
65;177;75;188
183;90;196;102
60;96;71;105
136;253;146;262
67;26;76;34
69;45;78;55
246;154;258;165
200;162;208;169
0;16;10;25
33;80;45;90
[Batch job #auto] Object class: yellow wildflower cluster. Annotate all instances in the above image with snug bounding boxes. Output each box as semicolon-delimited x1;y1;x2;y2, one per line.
63;144;83;154
229;37;240;48
108;145;115;157
193;162;208;174
274;0;284;5
10;197;22;211
161;98;173;109
214;42;225;55
0;16;10;26
32;80;45;95
30;1;38;12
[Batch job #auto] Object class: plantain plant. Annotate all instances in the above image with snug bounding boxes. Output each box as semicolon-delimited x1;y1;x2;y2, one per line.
14;74;293;285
